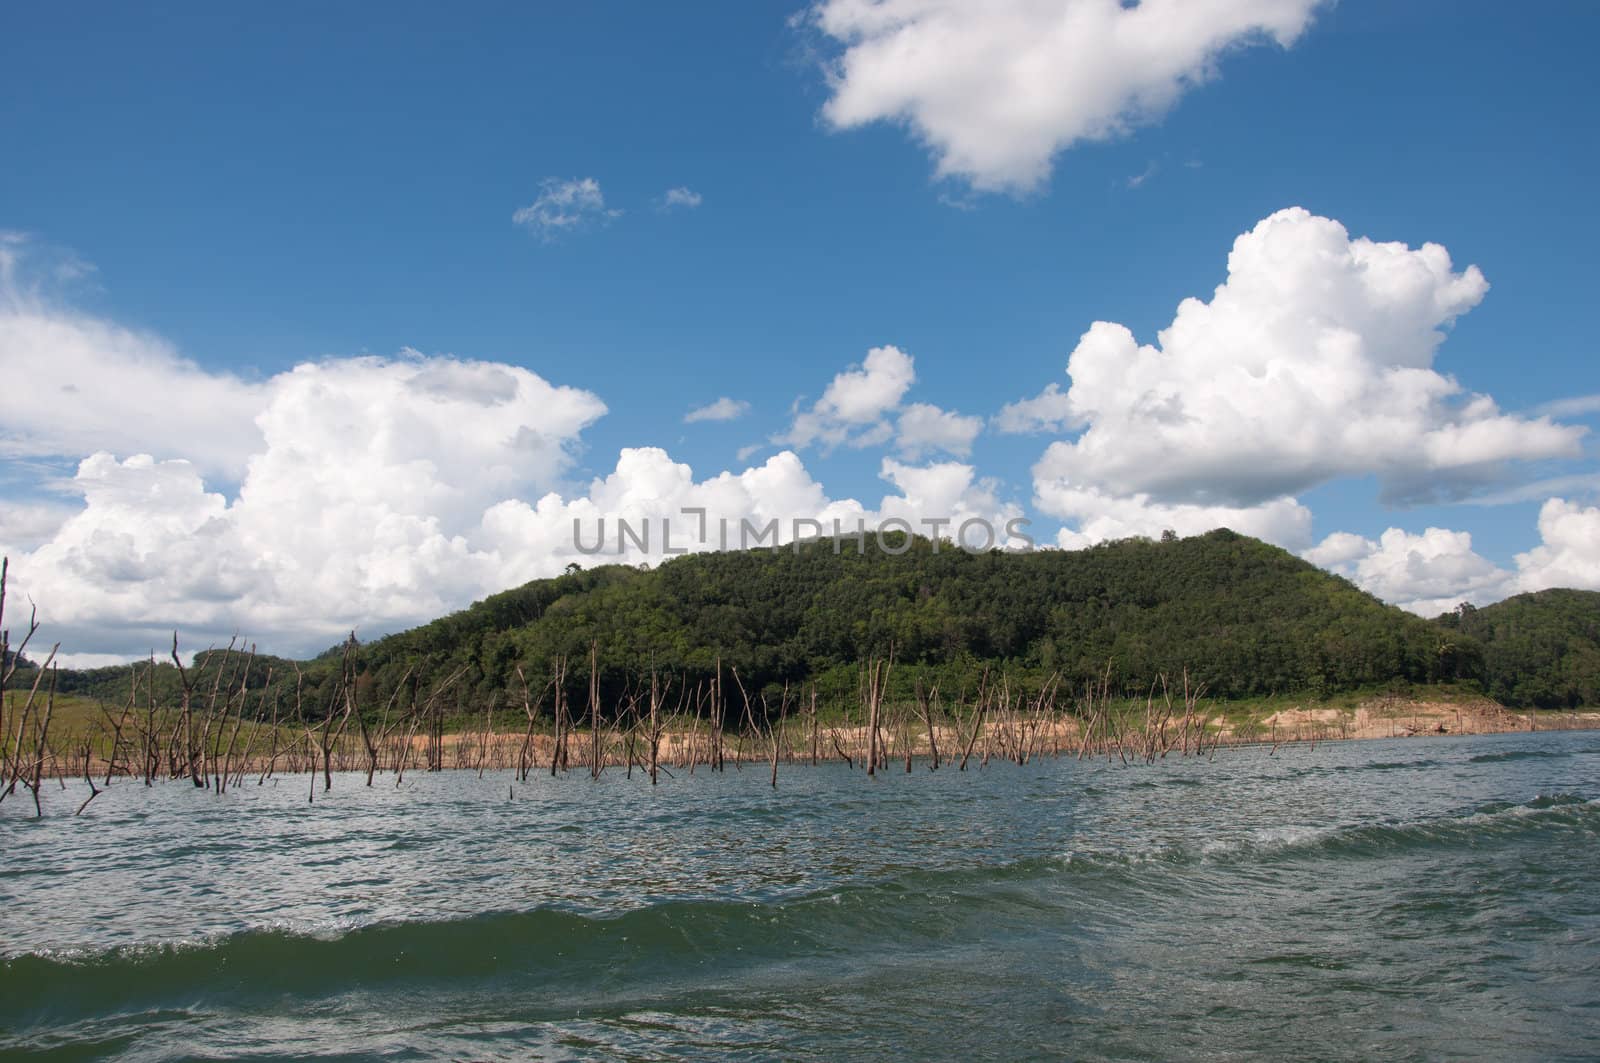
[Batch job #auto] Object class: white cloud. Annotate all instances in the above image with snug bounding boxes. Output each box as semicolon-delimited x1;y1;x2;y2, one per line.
808;0;1325;192
18;453;248;632
478;448;861;577
55;652;154;670
1044;485;1312;552
7;220;1590;662
1126;162;1159;190
232;354;608;571
1;280;1023;660
2;324;610;656
1028;208;1586;547
1305;498;1600;616
1536;393;1600;419
1300;530;1372;570
475;451;1022;581
776;347;980;457
776;344;916;450
819;344;915;421
512;177;621;238
1306;526;1514;616
1429;473;1600;509
994;381;1073;435
660;186;704;210
7;435;1030;660
872;458;1025;547
0;499;78;554
1;275;267;480
895;402;982;458
0;230;23;271
684;396;750;423
1514;498;1600;592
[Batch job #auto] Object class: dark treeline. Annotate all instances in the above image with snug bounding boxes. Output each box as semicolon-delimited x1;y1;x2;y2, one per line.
10;531;1598;723
26;648;297;705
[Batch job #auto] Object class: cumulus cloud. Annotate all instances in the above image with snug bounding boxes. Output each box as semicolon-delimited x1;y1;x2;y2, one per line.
660;186;704;210
895;402;982;458
1306;498;1600;615
684;396;750;423
873;458;1026;548
512;177;621;238
479;448;859;576
808;0;1325;192
994;382;1073;435
463;451;1022;597
776;344;916;450
16;454;251;638
0;499;79;554
8;215;1589;660
2;277;1020;659
774;345;984;459
818;344;916;422
0;264;614;656
5;351;609;657
1026;208;1586;545
7;439;1027;660
1305;526;1514;616
1045;486;1312;552
1514;498;1600;592
1;266;267;480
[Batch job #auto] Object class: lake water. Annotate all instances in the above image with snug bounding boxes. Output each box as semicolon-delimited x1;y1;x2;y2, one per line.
3;730;1598;1060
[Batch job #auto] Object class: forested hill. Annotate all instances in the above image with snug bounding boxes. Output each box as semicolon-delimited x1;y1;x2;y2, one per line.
379;528;1467;707
22;531;1596;716
126;530;1485;714
1436;589;1600;709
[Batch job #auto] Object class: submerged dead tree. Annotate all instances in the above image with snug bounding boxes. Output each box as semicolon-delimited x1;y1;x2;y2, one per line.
862;653;892;778
588;641;602;780
0;567;1353;815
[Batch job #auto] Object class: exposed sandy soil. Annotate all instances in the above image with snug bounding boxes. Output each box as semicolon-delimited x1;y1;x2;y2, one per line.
27;697;1600;783
1254;698;1600;743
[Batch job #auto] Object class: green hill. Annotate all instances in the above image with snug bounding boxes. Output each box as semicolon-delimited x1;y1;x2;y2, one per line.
17;530;1597;720
1436;589;1600;709
283;529;1480;718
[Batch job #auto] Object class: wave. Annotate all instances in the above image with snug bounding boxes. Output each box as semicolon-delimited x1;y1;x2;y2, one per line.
1362;758;1444;771
6;795;1595;1034
0;903;775;1025
1196;793;1598;863
0;857;1066;1031
1052;794;1600;872
1468;748;1572;764
1288;758;1446;780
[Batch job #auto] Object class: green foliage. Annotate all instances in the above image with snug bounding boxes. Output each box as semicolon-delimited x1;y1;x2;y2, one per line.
276;530;1485;720
1436;590;1600;709
19;533;1595;721
8;647;298;707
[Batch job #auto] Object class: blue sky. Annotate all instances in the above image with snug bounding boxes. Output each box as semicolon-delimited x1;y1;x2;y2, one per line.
2;0;1598;662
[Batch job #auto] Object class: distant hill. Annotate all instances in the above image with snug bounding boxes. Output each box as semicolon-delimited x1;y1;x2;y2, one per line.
271;529;1482;716
1436;589;1600;709
16;531;1596;718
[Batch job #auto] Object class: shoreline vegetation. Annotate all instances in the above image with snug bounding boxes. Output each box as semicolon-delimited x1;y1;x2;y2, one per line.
4;534;1599;815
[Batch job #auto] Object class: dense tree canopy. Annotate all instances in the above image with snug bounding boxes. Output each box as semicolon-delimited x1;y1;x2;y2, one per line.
1437;590;1600;709
15;532;1596;719
311;529;1472;715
